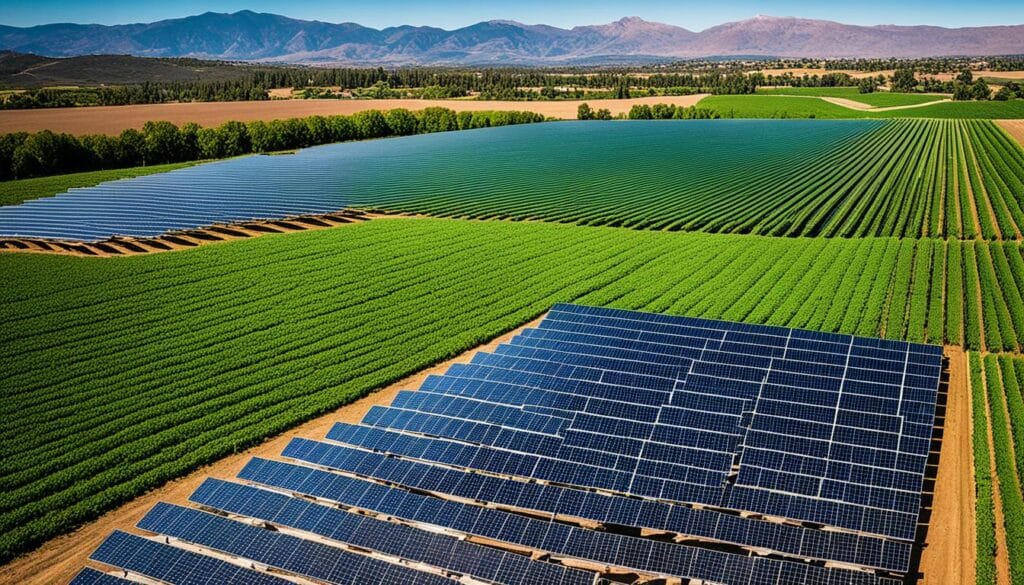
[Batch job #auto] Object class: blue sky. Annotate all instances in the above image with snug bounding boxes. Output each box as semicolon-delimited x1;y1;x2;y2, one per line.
3;0;1021;29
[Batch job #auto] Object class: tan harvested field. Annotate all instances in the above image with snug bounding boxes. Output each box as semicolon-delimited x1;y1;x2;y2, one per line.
0;313;547;585
0;95;708;135
918;347;974;585
996;120;1024;147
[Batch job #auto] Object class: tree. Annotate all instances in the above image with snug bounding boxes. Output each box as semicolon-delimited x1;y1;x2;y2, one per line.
577;103;594;120
384;109;419;136
971;80;991;101
178;123;201;161
246;120;279;153
118;129;145;166
217;121;250;157
628;104;653;119
594;108;613;120
956;69;973;84
196;127;223;159
891;68;917;93
352;109;391;138
142;121;183;164
952;81;972;101
857;77;876;94
994;86;1013;101
0;132;28;180
416;107;457;134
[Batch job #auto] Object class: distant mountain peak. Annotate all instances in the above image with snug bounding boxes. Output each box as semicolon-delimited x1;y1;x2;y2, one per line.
1;13;1021;64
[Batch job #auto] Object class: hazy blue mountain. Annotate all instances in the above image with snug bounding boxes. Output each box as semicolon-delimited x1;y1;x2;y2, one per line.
1;11;1022;64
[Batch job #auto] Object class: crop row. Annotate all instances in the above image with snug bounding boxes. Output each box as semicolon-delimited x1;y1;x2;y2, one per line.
345;119;1024;240
979;354;1024;585
971;353;997;585
3;220;1024;560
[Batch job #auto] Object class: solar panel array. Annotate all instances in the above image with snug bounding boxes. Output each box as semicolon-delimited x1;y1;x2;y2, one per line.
77;304;941;585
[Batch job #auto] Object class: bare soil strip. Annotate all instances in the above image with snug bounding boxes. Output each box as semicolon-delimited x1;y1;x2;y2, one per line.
919;347;974;584
0;95;709;135
0;314;547;585
995;120;1024;148
0;209;375;256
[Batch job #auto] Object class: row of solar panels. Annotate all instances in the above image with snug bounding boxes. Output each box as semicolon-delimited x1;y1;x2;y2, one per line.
74;305;939;584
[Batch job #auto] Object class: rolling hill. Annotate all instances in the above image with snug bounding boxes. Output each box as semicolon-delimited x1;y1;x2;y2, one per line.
1;11;1022;64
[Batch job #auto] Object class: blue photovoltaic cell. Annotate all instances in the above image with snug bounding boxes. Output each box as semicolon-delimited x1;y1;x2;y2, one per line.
277;436;911;572
74;304;936;584
238;457;896;585
68;568;135;585
188;478;597;585
90;530;294;585
137;503;455;585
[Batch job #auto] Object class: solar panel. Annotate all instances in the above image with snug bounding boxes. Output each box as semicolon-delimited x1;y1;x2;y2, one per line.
90;530;295;585
188;478;596;585
75;304;937;584
137;503;456;585
68;568;135;585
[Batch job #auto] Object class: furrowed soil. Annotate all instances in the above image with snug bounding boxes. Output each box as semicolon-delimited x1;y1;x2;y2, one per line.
0;314;546;585
0;95;708;135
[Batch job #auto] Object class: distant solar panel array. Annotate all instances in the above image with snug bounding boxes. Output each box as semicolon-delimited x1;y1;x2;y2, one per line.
74;304;942;585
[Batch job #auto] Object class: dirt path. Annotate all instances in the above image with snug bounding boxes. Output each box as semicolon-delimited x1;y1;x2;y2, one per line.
0;314;546;585
919;346;974;584
820;96;951;112
0;95;709;135
995;120;1024;148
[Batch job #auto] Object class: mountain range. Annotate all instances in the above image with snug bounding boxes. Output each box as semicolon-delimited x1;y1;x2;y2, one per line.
1;11;1023;64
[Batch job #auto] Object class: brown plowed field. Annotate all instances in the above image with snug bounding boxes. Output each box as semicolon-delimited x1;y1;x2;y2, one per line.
0;95;708;135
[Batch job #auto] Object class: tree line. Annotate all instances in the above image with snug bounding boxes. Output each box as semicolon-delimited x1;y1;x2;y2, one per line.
0;108;546;181
576;103;721;120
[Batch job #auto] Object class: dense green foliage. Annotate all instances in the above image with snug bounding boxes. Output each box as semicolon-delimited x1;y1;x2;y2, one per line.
351;119;1024;241
0;162;196;206
971;352;997;585
702;94;1024;119
982;355;1024;585
0;108;545;180
755;86;948;107
625;103;720;119
2;219;1024;561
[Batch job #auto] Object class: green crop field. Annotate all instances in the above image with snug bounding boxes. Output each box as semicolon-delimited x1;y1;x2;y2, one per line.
3;218;1024;561
341;119;1024;240
3;107;1024;582
975;354;1024;585
756;87;948;107
702;94;1024;119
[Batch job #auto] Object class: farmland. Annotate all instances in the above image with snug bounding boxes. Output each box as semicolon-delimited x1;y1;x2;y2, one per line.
704;94;1024;119
974;354;1024;584
3;217;1024;563
346;119;1024;240
5;119;1024;242
0;95;708;135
